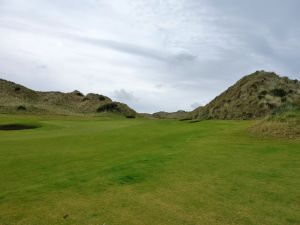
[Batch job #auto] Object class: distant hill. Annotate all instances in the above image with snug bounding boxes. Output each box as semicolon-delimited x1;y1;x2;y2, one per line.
0;78;136;117
192;71;300;119
152;110;189;119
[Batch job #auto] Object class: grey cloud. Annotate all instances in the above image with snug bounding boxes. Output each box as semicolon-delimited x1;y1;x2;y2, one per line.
35;64;47;70
113;89;138;103
155;84;164;89
1;18;196;65
68;35;169;62
0;0;299;113
65;33;199;65
172;52;197;62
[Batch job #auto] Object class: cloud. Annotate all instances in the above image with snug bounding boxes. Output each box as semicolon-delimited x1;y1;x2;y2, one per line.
67;34;198;64
155;84;164;89
69;35;169;62
0;0;299;113
113;89;137;102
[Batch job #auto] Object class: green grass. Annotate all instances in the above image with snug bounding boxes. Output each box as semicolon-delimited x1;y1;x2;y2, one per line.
0;115;299;225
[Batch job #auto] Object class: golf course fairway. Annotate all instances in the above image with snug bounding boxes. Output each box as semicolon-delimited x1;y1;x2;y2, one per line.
0;115;299;225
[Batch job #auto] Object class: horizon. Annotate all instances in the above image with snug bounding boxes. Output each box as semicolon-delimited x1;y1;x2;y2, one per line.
0;70;297;114
1;0;300;113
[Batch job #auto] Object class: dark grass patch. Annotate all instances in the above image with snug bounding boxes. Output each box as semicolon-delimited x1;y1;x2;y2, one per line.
104;155;172;185
14;86;21;92
97;103;118;112
179;118;192;121
189;120;202;123
72;90;84;97
98;95;106;101
270;88;287;97
63;214;69;219
16;105;26;111
114;174;145;185
0;124;39;131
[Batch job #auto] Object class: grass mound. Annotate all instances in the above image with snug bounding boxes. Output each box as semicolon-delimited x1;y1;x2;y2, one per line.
192;71;300;120
0;78;136;117
97;102;136;118
249;103;300;138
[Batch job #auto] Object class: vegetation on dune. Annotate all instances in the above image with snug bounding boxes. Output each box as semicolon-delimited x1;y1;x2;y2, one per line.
0;78;136;117
249;102;300;138
192;71;300;120
2;71;300;120
97;102;136;118
148;71;300;120
152;110;189;119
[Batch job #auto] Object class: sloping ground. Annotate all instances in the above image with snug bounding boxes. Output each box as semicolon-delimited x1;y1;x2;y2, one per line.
249;105;300;138
192;71;300;119
0;79;136;117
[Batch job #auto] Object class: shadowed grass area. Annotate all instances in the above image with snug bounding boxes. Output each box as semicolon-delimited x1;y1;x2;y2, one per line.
0;123;39;130
0;115;299;225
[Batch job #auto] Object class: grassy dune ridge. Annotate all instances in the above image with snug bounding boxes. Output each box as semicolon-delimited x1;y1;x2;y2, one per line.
0;115;299;225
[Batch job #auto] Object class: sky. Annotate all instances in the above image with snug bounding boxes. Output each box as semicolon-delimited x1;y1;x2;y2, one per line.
0;0;300;113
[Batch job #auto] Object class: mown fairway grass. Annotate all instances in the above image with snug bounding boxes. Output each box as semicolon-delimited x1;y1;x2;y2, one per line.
0;115;299;225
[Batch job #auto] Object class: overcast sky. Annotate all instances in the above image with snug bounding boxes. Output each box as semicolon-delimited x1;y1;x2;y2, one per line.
0;0;300;113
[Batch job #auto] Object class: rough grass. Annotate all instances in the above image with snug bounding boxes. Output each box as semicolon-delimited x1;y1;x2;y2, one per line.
249;108;300;139
192;71;300;120
0;115;299;225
